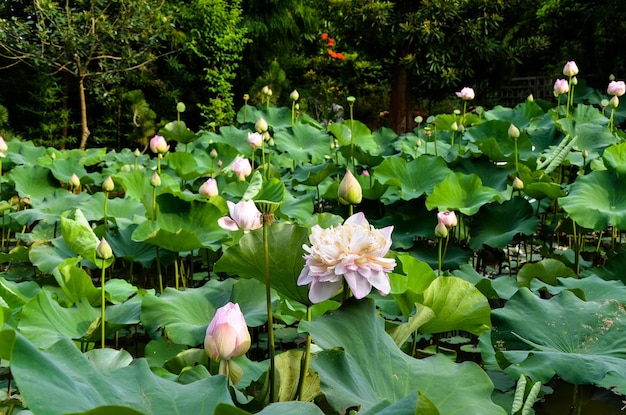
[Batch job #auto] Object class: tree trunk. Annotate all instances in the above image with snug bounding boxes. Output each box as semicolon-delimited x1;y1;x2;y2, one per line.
389;64;411;135
78;76;90;150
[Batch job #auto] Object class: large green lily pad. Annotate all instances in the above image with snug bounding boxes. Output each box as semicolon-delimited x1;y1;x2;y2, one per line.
492;288;626;392
300;299;505;414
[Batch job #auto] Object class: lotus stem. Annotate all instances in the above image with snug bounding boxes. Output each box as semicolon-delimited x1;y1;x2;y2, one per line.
262;219;276;403
174;255;179;290
438;237;443;276
297;305;312;401
101;265;106;348
156;246;163;294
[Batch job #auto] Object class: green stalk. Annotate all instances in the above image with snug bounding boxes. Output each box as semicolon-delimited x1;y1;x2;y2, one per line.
437;237;443;276
291;100;296;126
263;219;276;403
100;265;106;348
297;305;312;401
156;246;163;294
174;255;180;290
103;194;108;230
514;138;519;175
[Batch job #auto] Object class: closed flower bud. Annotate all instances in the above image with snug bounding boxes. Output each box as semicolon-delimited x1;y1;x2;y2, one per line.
247;132;263;148
437;210;458;227
134;148;141;157
176;102;186;113
553;79;569;97
150;135;170;154
151;172;161;187
527;94;534;102
513;176;524;190
571;76;578;86
261;85;270;96
563;61;579;77
607;80;626;97
0;136;7;154
210;149;218;159
508;124;520;139
103;176;114;192
610;95;620;108
255;117;268;133
290;90;299;101
451;121;459;132
455;87;475;100
434;221;448;238
96;237;113;260
69;173;81;188
338;169;362;205
204;302;251;362
199;178;219;198
232;157;252;181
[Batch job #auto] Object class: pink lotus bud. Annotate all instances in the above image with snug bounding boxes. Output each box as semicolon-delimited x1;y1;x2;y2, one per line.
217;200;262;232
199;178;219;198
0;136;7;154
562;61;579;77
149;135;169;154
607;80;626;97
610;95;620;108
204;302;251;362
553;79;569;97
103;176;114;192
361;169;370;176
150;172;161;187
247;132;263;148
338;169;362;205
232;157;252;181
96;237;113;260
69;173;81;188
437;210;458;227
455;87;475;100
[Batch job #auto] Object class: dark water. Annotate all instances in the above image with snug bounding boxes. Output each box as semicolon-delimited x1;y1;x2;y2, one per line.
535;381;624;415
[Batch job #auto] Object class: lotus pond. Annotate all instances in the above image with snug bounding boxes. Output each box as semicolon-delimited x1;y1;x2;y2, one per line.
2;66;626;415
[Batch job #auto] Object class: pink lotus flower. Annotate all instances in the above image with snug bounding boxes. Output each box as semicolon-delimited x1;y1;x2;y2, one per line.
553;79;569;97
199;178;218;198
437;210;458;227
204;302;251;362
455;87;475;100
297;212;396;303
247;132;263;148
149;135;169;154
0;136;7;157
232;157;252;181
608;80;626;97
562;61;579;77
218;200;262;232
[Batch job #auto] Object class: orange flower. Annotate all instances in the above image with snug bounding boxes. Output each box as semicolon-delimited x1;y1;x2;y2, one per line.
321;33;328;40
327;38;335;47
327;49;337;58
335;53;345;60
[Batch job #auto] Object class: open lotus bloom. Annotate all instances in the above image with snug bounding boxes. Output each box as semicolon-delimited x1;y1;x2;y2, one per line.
297;212;396;303
218;200;262;232
455;87;475;100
